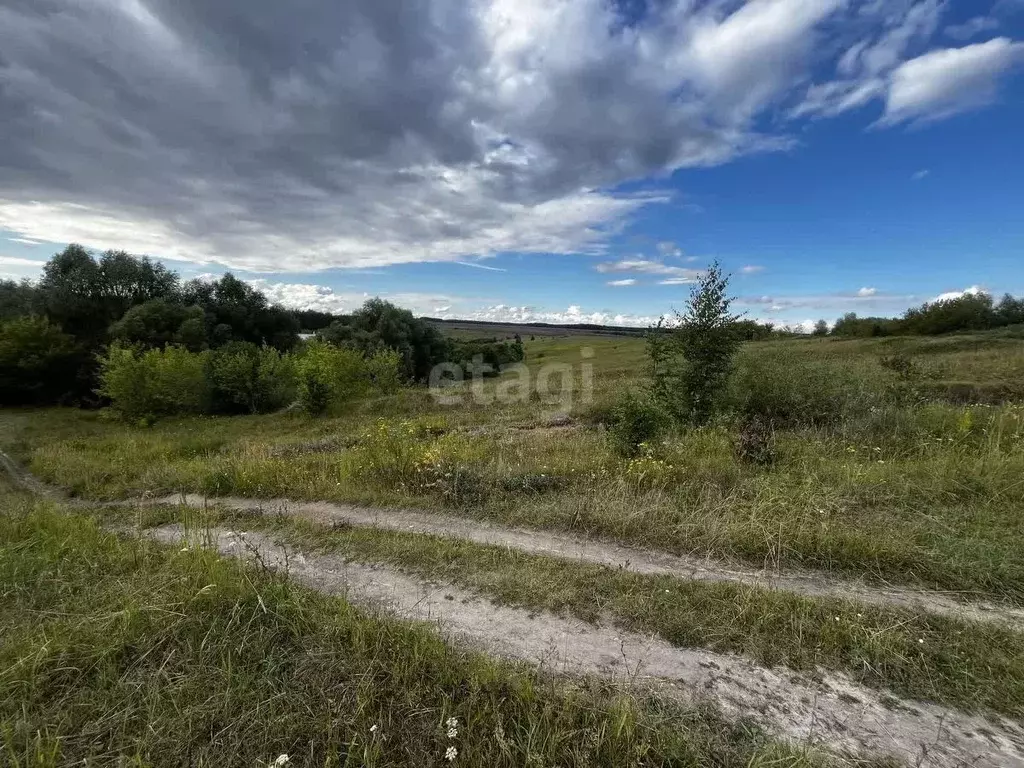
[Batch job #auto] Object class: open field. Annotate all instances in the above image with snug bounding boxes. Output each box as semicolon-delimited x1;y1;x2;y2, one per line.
4;331;1024;766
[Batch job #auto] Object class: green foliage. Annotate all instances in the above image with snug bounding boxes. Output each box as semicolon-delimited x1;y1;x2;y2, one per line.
207;342;297;414
109;298;207;351
0;279;39;320
729;350;880;427
448;337;525;377
812;319;829;337
317;298;448;381
181;273;299;351
608;391;671;457
0;317;81;405
39;245;179;341
294;341;398;416
832;313;900;338
663;262;742;425
902;292;996;335
98;343;211;421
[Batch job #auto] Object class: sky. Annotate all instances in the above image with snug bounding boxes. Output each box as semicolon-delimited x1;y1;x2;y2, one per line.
1;0;1022;331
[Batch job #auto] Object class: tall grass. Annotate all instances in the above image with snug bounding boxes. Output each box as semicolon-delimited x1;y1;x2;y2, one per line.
0;489;825;768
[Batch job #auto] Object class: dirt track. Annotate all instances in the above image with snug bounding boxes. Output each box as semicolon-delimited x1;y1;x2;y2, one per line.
145;492;1024;629
5;451;1024;766
150;524;1024;768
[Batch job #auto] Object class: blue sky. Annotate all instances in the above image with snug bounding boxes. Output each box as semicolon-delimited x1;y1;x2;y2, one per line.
1;0;1023;330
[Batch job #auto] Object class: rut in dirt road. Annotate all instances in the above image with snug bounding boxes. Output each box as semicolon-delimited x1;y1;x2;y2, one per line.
147;491;1024;628
2;450;1022;626
148;524;1024;768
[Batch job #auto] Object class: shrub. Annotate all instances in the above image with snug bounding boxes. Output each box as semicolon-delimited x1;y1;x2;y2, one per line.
733;415;777;465
608;391;671;457
364;348;404;394
98;343;210;421
294;341;398;416
207;342;296;414
729;351;879;428
0;316;82;405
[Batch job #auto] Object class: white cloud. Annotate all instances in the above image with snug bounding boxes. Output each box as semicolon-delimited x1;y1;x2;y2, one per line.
607;278;637;287
595;258;700;280
740;265;765;274
0;254;46;279
881;38;1024;125
857;286;878;296
945;17;1000;41
932;285;987;303
1;0;1018;272
659;278;697;285
911;169;930;180
249;278;660;327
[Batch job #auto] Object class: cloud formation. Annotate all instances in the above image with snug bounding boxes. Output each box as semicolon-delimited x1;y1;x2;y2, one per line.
0;0;1020;272
252;279;659;326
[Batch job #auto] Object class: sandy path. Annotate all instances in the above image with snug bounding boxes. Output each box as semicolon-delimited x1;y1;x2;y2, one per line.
148;524;1024;768
145;492;1024;628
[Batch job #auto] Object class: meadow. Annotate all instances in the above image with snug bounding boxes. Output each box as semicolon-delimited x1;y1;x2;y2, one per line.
4;329;1024;765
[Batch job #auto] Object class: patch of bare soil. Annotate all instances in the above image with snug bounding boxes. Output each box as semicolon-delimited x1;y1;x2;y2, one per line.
148;525;1024;768
150;492;1024;629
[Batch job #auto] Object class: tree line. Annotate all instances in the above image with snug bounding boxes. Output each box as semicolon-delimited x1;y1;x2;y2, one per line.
818;292;1024;338
0;244;507;411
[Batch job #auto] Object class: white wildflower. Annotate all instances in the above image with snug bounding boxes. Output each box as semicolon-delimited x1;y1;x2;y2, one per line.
271;755;290;767
446;717;459;739
370;724;378;734
445;746;458;761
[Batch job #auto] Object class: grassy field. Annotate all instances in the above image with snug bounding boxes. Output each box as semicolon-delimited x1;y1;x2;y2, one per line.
0;479;829;768
3;332;1024;602
4;331;1024;764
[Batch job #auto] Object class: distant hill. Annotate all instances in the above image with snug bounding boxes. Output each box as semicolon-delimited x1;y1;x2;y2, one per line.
424;317;647;339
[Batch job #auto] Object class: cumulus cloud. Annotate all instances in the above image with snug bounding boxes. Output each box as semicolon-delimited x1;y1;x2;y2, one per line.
251;279;658;326
857;286;878;296
932;285;987;303
880;38;1024;125
1;0;992;273
595;258;700;280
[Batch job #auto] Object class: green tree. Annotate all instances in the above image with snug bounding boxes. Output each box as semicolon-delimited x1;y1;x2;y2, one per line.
0;279;39;320
207;342;296;414
109;299;208;351
0;316;81;405
812;319;829;336
658;261;741;425
98;344;210;421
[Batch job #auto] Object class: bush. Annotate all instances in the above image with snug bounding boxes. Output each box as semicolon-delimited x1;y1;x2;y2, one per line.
733;416;777;465
729;351;880;428
98;344;210;421
207;342;297;414
294;341;401;416
608;391;671;457
0;316;82;405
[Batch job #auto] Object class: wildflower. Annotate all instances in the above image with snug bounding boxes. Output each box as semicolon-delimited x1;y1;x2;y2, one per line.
918;638;925;644
445;746;458;761
271;755;290;767
446;717;459;739
370;724;378;734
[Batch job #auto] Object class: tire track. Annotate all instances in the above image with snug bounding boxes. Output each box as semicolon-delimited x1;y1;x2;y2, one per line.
150;524;1024;768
